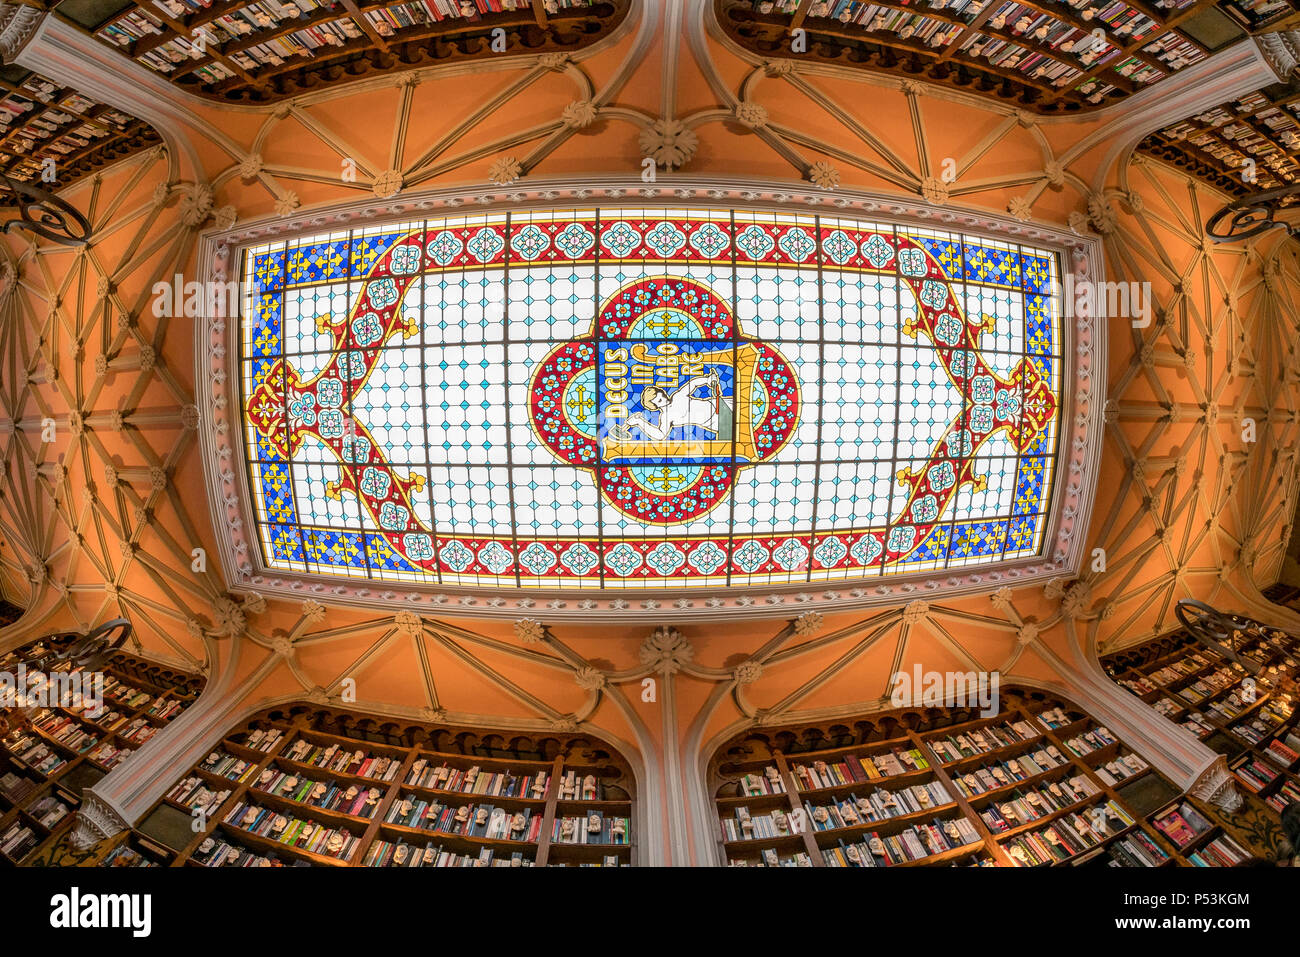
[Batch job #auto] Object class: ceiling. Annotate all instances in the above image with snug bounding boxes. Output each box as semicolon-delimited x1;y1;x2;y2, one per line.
2;0;1300;861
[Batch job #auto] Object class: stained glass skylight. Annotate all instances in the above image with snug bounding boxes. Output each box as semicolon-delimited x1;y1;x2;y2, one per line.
239;208;1062;590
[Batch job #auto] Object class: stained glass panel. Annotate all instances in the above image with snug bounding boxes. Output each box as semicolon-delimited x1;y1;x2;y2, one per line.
238;209;1062;589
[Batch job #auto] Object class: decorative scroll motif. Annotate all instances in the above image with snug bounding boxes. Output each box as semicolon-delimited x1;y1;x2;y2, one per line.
1204;185;1300;244
0;174;93;246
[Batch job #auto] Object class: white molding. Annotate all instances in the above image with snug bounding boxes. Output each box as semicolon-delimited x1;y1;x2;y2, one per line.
1071;41;1276;192
195;174;1105;622
24;15;207;180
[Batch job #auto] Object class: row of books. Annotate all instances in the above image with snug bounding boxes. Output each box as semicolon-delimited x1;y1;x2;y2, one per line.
1093;752;1148;786
166;775;230;814
977;776;1101;833
1265;777;1300;813
192;835;301;867
281;738;403;780
1032;707;1077;730
1002;801;1134;865
363;840;535;867
1180;711;1215;739
6;735;70;776
0;771;39;804
88;741;130;770
721;805;796;842
31;711;100;753
948;746;1070;796
737;769;785;796
198;749;260;782
820;817;982;866
26;794;72;830
1185;834;1250;867
1232;757;1278;793
1105;831;1170;867
391;799;545;843
925;719;1038;762
728;850;813;866
551;812;630;845
0;822;37;861
258;770;383;817
102;843;162;867
240;727;284;753
789;746;930;786
1151;800;1212;849
220;800;361;858
223;800;362;860
405;761;549;800
1061;725;1117;757
803;781;954;830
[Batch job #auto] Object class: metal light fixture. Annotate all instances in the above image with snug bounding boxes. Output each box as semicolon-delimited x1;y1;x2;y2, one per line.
1205;184;1300;244
0;173;93;246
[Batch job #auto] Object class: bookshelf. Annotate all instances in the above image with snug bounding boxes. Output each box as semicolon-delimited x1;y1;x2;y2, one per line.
1103;622;1300;818
0;67;162;203
709;686;1193;866
1148;794;1253;866
718;0;1221;115
1140;86;1300;204
137;703;636;867
0;634;204;867
53;0;630;103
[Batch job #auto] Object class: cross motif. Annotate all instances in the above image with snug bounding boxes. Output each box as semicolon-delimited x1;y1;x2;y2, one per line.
645;467;686;492
565;384;595;417
644;311;686;336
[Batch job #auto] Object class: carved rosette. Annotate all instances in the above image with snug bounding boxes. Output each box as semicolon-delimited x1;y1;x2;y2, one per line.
793;611;824;637
514;618;545;644
574;665;606;691
902;599;930;625
733;659;763;684
394;610;423;636
639;626;693;674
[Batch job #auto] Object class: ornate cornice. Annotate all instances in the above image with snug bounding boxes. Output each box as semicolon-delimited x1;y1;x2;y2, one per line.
1256;30;1300;83
0;2;43;65
196;174;1105;622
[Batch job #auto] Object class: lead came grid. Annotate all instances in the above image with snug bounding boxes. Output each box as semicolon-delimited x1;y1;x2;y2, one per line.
238;209;1062;589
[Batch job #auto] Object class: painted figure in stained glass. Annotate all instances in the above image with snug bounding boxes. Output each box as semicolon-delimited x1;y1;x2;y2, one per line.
529;277;801;524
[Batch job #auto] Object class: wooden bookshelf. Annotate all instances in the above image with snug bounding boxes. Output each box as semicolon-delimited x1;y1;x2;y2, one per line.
1103;622;1300;819
0;634;204;867
54;0;630;104
0;68;162;203
718;0;1225;116
138;703;636;867
709;686;1189;866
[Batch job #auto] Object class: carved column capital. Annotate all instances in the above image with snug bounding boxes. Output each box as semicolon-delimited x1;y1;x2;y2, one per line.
1256;30;1300;82
1189;754;1244;814
66;789;130;849
0;3;45;65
